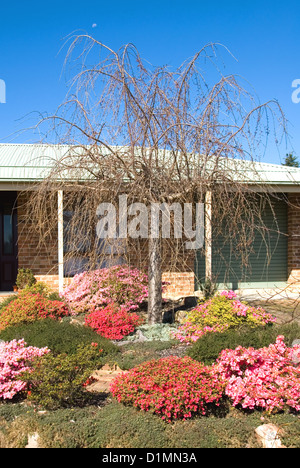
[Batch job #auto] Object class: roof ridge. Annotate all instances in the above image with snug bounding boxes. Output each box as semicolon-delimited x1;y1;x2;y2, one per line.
0;143;71;147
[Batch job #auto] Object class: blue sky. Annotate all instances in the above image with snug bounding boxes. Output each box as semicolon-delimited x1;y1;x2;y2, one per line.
0;0;299;164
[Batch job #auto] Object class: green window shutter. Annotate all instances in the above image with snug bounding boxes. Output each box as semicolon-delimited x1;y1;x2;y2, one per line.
195;195;288;290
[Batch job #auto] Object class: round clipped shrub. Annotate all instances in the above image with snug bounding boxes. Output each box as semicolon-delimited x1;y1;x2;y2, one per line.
173;291;276;344
21;343;104;409
0;318;120;357
110;356;224;422
85;304;144;340
62;265;149;314
16;268;36;290
0;292;69;331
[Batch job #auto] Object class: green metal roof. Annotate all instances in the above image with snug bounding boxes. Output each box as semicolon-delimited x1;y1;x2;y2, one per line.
0;144;71;182
0;143;300;187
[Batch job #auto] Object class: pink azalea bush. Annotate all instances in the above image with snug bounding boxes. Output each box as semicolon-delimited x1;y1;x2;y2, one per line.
219;290;238;300
215;335;300;413
62;265;149;314
0;339;50;400
173;291;276;344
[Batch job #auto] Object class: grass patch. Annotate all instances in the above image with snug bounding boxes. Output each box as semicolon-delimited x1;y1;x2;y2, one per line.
1;400;300;448
113;341;178;370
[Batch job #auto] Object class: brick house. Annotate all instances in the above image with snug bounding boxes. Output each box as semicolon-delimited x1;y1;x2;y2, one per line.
1;143;300;298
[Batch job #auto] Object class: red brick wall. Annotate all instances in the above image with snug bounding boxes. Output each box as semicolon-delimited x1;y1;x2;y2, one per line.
17;192;59;289
287;193;300;286
125;238;196;298
162;272;195;298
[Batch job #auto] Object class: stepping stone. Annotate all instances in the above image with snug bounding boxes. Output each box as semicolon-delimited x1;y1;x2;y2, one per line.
255;424;286;448
85;364;127;393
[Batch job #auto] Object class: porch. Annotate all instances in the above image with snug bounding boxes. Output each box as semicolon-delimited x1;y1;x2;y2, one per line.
1;144;300;298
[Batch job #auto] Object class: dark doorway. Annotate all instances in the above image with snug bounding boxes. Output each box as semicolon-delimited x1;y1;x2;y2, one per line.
0;192;18;291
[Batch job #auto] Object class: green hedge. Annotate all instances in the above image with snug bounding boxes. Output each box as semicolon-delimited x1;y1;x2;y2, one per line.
187;322;300;365
0;319;120;358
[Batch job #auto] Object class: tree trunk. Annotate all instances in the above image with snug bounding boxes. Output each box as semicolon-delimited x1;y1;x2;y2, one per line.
148;236;162;324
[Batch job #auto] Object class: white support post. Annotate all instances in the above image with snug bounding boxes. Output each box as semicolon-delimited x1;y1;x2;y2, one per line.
205;190;212;279
58;190;64;295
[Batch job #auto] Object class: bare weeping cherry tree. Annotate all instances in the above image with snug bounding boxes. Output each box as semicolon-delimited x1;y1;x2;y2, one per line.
26;34;288;323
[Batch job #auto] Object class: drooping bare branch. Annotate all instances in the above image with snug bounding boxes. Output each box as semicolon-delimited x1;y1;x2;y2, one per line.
25;36;290;322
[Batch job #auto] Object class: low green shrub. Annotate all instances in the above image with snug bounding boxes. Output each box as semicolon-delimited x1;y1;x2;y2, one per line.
48;291;64;302
198;276;218;301
187;322;300;365
16;268;36;290
21;343;104;410
3;400;169;448
0;319;120;357
115;341;179;370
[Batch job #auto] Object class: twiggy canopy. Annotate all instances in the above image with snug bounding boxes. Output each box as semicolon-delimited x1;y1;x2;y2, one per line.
26;35;289;322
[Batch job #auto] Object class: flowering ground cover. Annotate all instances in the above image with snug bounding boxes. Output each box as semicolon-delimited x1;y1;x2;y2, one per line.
110;334;300;421
1;327;300;447
215;335;300;413
1;276;300;449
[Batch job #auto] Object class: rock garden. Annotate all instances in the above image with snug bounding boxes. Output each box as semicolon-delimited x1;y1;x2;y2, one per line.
1;265;300;448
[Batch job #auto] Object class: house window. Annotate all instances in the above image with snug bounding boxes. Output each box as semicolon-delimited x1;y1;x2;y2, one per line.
3;213;13;255
63;211;125;276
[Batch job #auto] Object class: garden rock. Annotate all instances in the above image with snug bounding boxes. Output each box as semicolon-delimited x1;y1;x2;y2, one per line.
85;363;127;393
255;424;286;448
175;310;188;323
129;328;148;342
25;432;40;449
114;328;148;345
291;339;300;366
